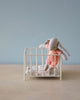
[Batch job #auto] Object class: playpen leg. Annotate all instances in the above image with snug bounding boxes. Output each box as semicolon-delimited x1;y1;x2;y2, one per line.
60;56;62;80
24;72;26;81
24;65;26;80
24;66;29;81
60;70;62;80
24;48;27;81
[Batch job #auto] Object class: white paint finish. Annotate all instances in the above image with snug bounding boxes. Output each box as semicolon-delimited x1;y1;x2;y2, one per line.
25;48;62;80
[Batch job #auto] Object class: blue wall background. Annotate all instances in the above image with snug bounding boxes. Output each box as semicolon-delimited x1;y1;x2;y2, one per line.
0;0;80;64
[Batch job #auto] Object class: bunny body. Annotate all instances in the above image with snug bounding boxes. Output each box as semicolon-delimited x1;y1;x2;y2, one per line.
39;38;70;73
46;47;62;68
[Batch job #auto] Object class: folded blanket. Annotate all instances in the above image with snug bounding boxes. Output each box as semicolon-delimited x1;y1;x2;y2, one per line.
26;63;60;76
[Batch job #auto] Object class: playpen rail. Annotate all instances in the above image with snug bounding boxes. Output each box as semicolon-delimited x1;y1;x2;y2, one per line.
26;54;60;56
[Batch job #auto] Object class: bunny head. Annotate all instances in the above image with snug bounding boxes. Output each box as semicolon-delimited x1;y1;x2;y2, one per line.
45;38;70;56
49;38;59;51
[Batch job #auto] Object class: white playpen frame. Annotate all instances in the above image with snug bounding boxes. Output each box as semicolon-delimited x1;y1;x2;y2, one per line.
24;48;62;80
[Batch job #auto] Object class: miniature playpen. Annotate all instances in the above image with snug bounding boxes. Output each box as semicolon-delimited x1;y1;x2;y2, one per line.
24;48;62;80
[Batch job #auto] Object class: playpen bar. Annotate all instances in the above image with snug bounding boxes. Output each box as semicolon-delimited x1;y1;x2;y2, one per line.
24;48;27;80
54;55;56;75
26;48;46;49
36;48;38;75
48;55;50;75
30;48;32;76
24;48;27;66
42;49;44;75
26;54;60;56
60;55;62;80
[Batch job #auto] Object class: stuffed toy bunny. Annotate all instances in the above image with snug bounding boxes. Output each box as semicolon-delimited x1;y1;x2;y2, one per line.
39;38;70;74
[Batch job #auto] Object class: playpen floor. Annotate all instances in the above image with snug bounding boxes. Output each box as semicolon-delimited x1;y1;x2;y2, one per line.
25;64;60;78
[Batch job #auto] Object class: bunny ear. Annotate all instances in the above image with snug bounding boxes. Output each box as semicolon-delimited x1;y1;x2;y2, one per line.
58;41;70;56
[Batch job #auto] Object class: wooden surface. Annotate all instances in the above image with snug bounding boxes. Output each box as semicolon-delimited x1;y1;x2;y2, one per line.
0;65;80;100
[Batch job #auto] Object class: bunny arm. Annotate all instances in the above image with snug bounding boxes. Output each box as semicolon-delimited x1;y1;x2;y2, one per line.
39;44;46;48
61;52;68;60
